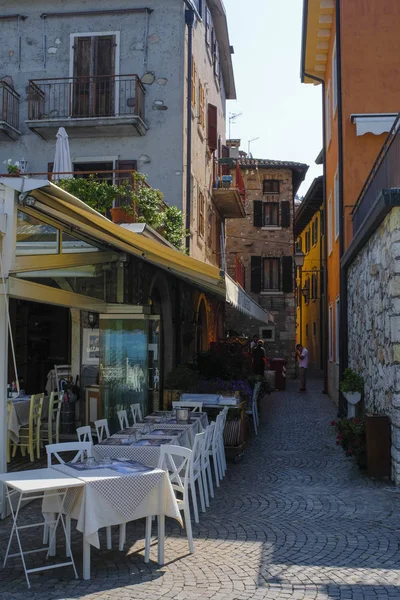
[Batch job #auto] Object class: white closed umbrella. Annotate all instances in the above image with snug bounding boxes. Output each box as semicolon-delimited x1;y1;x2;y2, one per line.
52;127;73;181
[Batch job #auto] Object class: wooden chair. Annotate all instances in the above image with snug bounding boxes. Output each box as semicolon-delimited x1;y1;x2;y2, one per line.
145;445;194;556
117;409;129;430
6;400;12;463
94;418;110;442
130;403;143;424
54;364;71;391
45;442;93;553
76;425;94;444
12;393;44;462
41;391;63;446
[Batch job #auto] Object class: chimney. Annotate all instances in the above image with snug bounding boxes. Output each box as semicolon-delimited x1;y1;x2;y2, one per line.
226;139;241;159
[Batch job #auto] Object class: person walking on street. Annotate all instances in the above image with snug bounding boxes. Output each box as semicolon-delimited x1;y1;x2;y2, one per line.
253;340;267;377
296;343;308;392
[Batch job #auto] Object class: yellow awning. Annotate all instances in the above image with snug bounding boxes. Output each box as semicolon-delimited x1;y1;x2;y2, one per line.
3;177;273;323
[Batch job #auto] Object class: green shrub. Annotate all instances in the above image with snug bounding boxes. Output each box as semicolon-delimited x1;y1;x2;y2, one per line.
339;368;364;394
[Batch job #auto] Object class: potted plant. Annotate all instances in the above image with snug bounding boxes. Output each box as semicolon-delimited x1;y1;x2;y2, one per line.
332;417;367;468
339;368;364;417
163;365;199;409
3;159;20;177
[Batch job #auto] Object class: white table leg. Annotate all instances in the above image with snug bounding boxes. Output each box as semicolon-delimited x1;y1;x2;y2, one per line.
157;514;165;565
83;538;91;580
48;512;56;557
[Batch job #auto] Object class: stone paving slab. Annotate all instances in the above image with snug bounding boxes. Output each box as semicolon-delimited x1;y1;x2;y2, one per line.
1;380;400;599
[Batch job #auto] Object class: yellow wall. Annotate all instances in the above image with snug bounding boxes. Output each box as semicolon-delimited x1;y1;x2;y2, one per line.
296;207;323;371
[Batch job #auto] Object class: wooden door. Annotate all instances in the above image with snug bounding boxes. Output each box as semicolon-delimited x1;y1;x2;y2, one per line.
73;36;116;117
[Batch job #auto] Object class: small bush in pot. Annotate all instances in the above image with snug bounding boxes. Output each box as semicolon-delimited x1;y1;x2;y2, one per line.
339;368;364;395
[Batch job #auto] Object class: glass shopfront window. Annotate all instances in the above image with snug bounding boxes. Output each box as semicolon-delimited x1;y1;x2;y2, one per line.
99;315;160;431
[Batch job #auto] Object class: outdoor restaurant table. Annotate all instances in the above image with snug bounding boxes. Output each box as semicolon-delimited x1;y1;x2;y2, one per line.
8;395;50;444
0;468;84;588
93;425;193;467
180;393;241;408
42;461;182;580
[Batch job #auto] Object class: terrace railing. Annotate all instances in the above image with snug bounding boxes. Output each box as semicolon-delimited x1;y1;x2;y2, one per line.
0;81;20;131
27;75;145;122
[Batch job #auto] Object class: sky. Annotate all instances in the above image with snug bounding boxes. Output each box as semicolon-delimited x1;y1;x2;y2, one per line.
225;0;323;197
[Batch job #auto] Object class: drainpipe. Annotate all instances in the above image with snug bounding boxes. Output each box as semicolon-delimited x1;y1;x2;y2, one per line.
185;8;195;254
304;71;328;395
336;0;347;416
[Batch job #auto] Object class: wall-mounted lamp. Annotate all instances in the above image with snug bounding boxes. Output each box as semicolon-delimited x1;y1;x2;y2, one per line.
87;312;98;330
17;158;28;174
294;247;305;269
301;286;310;303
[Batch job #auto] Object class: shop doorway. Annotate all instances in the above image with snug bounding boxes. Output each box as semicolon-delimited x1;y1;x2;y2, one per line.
196;298;208;354
10;299;70;395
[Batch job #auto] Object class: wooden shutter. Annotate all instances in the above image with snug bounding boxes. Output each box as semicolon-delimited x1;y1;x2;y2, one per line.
115;160;137;186
250;256;262;294
253;201;263;227
221;145;230;175
282;256;294;293
281;201;291;228
207;103;218;152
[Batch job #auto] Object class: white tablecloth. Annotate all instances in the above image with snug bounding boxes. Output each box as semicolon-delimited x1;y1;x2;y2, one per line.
8;396;49;443
43;462;182;549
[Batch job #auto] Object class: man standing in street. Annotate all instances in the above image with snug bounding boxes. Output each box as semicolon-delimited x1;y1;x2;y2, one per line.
296;343;308;392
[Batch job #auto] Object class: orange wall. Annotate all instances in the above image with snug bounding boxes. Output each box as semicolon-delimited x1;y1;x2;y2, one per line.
340;0;400;248
324;1;400;363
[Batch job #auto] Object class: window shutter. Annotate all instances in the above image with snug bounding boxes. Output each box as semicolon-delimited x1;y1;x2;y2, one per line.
320;209;325;236
253;201;263;227
282;256;293;293
281;201;291;228
250;256;262;294
207;103;218;152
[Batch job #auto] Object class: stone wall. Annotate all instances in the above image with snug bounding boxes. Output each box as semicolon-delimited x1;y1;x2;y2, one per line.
347;207;400;482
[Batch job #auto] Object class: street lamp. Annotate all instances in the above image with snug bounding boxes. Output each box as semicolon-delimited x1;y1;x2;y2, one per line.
294;247;305;269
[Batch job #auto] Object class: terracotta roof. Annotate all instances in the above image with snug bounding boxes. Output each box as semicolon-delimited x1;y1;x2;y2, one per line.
238;158;309;170
238;158;309;196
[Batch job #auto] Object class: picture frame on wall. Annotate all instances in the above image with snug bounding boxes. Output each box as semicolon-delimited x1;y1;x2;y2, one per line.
82;328;100;365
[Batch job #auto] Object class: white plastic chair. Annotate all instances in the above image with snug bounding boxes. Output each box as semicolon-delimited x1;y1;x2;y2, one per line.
202;423;215;506
117;409;129;430
172;401;203;412
246;382;261;435
76;425;94;444
94;418;110;442
130;403;143;424
145;445;194;555
45;442;93;554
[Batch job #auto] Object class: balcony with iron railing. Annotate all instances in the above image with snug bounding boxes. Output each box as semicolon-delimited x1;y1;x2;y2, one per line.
0;82;20;140
351;114;400;239
26;75;147;140
212;158;246;219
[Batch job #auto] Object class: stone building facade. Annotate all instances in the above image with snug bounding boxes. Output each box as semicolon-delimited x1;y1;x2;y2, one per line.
0;0;235;266
225;158;308;375
346;206;400;483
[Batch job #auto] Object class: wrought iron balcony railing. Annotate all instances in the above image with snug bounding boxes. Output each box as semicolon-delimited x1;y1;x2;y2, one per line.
27;74;145;122
0;81;20;132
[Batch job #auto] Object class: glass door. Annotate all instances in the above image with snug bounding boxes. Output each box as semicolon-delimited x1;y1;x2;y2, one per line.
99;314;160;431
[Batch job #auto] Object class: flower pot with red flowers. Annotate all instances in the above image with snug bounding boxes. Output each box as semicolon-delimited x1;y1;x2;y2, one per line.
332;417;366;468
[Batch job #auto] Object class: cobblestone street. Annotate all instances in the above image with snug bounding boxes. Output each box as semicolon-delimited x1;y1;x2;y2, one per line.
1;380;400;599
